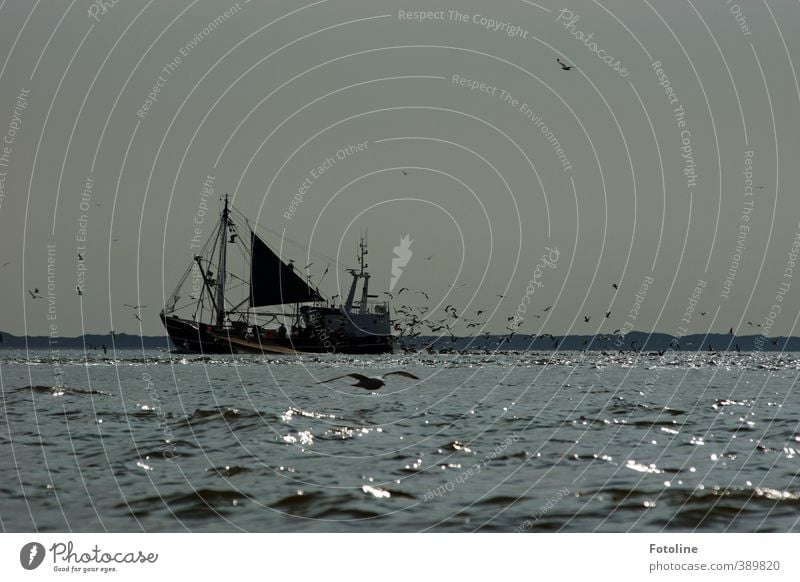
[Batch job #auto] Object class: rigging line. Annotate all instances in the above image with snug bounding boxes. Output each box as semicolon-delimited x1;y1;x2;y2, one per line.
228;206;348;271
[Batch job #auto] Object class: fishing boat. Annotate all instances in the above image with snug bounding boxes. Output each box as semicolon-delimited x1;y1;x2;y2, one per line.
160;196;393;354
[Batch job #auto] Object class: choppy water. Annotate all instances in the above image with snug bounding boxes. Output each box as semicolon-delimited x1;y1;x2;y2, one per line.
1;349;799;532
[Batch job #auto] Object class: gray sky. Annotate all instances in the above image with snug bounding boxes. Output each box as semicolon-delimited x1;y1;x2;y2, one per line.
1;0;799;338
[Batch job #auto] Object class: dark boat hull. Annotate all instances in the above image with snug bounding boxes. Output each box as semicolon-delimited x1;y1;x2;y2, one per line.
161;314;393;354
160;314;237;354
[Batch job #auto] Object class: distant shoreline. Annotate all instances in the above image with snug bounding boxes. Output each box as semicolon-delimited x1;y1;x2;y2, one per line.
0;330;796;352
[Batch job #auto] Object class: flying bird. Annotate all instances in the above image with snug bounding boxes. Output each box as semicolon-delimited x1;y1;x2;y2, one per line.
76;286;83;296
611;283;618;289
401;170;408;176
557;57;575;71
316;371;421;391
28;288;41;299
584;315;591;323
605;311;611;318
417;290;430;300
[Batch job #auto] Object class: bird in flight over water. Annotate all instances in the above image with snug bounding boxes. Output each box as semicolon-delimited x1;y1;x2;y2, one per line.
317;371;421;391
557;58;575;71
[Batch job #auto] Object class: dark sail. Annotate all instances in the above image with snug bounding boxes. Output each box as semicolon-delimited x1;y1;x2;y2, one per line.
250;232;322;307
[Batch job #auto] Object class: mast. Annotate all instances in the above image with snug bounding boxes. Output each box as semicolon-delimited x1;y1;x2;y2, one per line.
216;194;230;326
358;234;370;314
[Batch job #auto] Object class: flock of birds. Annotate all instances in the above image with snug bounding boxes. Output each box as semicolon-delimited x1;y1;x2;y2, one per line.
386;280;620;349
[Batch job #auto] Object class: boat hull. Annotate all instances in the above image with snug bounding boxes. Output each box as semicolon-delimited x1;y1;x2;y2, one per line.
160;314;237;354
161;314;393;354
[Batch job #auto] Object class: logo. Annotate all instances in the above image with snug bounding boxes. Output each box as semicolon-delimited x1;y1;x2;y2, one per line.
20;542;45;570
390;234;413;291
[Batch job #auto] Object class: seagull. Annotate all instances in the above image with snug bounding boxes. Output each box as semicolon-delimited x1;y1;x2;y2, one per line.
1;261;10;268
401;170;408;176
729;327;734;335
304;263;313;270
605;311;611;318
417;291;430;300
425;255;434;260
611;283;618;289
383;292;394;299
398;287;408;294
123;304;148;309
28;288;41;299
134;313;141;322
557;58;575;71
317;371;421;391
76;286;83;296
543;306;552;312
78;252;84;261
584;315;591;323
476;310;484;316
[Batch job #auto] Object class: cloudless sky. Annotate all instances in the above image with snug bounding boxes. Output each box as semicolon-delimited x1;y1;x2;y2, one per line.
1;0;799;338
